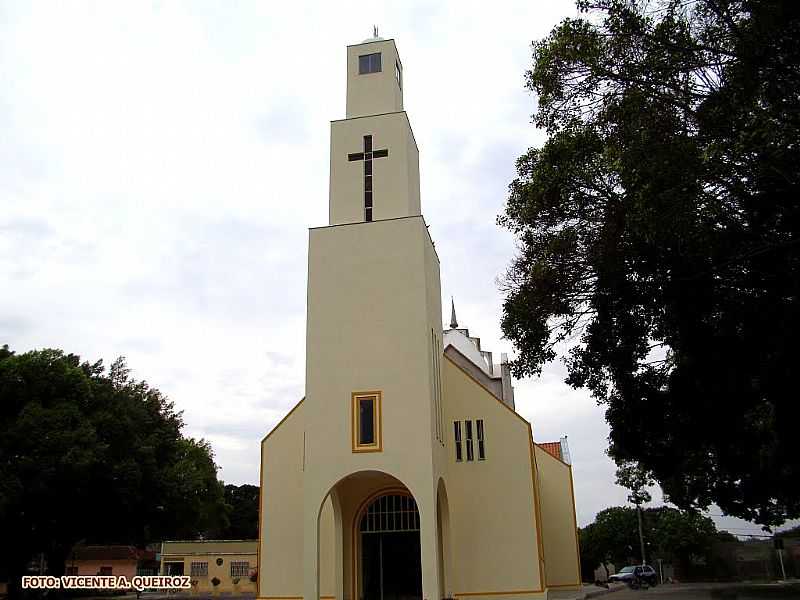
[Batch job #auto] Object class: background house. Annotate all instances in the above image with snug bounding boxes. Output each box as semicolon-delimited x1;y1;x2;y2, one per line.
67;545;158;578
160;540;257;595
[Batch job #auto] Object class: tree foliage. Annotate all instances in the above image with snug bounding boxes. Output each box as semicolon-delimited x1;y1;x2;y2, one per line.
579;505;719;579
500;0;800;527
0;345;228;596
217;484;260;540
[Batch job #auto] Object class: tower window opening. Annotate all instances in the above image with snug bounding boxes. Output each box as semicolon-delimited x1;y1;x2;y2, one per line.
454;421;462;461
352;391;382;451
465;420;474;461
395;60;402;89
477;419;486;460
359;52;382;74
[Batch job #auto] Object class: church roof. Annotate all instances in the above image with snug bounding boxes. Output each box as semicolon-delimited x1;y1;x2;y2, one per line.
537;442;564;461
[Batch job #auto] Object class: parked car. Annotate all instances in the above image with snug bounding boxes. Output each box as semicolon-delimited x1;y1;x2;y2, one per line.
608;565;658;586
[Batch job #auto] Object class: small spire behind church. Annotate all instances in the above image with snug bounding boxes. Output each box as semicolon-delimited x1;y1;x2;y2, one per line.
450;297;458;329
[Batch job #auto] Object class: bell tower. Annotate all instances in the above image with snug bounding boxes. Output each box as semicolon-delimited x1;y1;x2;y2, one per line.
303;35;445;600
345;37;404;118
329;37;421;225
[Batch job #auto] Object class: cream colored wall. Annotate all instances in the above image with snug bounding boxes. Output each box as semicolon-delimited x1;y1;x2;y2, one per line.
260;401;305;598
346;39;403;118
160;542;257;594
534;445;582;589
319;496;336;598
305;216;441;499
441;357;545;598
329;112;420;225
304;215;444;600
163;541;257;555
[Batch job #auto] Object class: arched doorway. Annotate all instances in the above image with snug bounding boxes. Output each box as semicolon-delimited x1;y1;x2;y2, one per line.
355;492;422;600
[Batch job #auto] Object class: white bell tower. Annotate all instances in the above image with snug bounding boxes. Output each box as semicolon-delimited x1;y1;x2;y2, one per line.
303;35;445;600
329;37;421;225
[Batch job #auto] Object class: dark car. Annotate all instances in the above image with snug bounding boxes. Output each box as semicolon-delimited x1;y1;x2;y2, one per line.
608;565;658;586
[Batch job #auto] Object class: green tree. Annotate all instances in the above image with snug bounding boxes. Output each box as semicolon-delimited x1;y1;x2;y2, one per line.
499;0;800;527
0;345;228;598
579;506;641;578
218;484;260;540
647;506;717;573
579;505;719;579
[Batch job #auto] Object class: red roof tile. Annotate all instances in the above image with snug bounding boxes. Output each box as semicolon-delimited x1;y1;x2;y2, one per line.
537;441;563;460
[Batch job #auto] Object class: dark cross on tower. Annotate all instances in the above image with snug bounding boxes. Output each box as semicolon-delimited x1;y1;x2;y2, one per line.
348;134;389;222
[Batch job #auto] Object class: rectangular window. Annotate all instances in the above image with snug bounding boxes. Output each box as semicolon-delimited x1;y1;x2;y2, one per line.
352;391;382;451
99;566;113;576
65;566;78;576
230;561;250;577
395;60;402;89
477;419;486;460
190;562;208;577
465;420;474;461
359;398;375;444
359;52;382;74
454;421;462;461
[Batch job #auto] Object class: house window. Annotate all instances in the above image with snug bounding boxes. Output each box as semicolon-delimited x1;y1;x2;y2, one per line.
359;52;382;74
465;420;474;461
477;419;486;460
352;391;382;452
65;566;78;576
454;421;462;461
190;561;208;577
230;561;250;577
99;566;113;575
395;60;402;89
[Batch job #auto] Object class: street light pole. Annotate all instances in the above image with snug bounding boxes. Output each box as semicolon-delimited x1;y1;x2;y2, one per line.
637;504;646;565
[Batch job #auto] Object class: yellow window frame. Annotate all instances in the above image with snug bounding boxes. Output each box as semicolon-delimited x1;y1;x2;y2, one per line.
352;391;382;452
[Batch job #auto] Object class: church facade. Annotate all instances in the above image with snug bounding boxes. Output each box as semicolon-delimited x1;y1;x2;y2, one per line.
257;36;582;600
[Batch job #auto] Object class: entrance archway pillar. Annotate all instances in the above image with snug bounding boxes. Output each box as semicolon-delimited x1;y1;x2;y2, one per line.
418;485;442;600
303;490;322;600
329;489;344;600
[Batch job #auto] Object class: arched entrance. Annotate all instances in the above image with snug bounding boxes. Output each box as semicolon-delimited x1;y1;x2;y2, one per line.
355;491;422;600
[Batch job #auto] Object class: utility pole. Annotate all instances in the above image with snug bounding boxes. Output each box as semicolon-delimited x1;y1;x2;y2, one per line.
637;504;646;565
775;537;786;581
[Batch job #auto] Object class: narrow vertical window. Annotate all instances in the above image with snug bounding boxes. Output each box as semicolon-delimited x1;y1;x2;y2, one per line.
359;398;374;444
477;419;486;460
454;421;462;461
432;329;443;443
395;60;402;88
465;420;474;461
352;391;382;451
437;336;443;444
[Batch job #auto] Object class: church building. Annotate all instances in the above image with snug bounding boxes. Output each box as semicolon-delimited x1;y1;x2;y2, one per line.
257;35;582;600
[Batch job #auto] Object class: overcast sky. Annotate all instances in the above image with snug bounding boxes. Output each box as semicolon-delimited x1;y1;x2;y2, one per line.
1;1;793;537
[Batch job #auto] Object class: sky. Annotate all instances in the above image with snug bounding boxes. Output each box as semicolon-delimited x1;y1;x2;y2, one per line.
1;0;794;537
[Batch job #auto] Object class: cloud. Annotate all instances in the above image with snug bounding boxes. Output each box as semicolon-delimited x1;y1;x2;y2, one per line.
6;0;787;534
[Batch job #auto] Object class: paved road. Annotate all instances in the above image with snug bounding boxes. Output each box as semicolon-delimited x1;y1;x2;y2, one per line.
599;582;800;599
